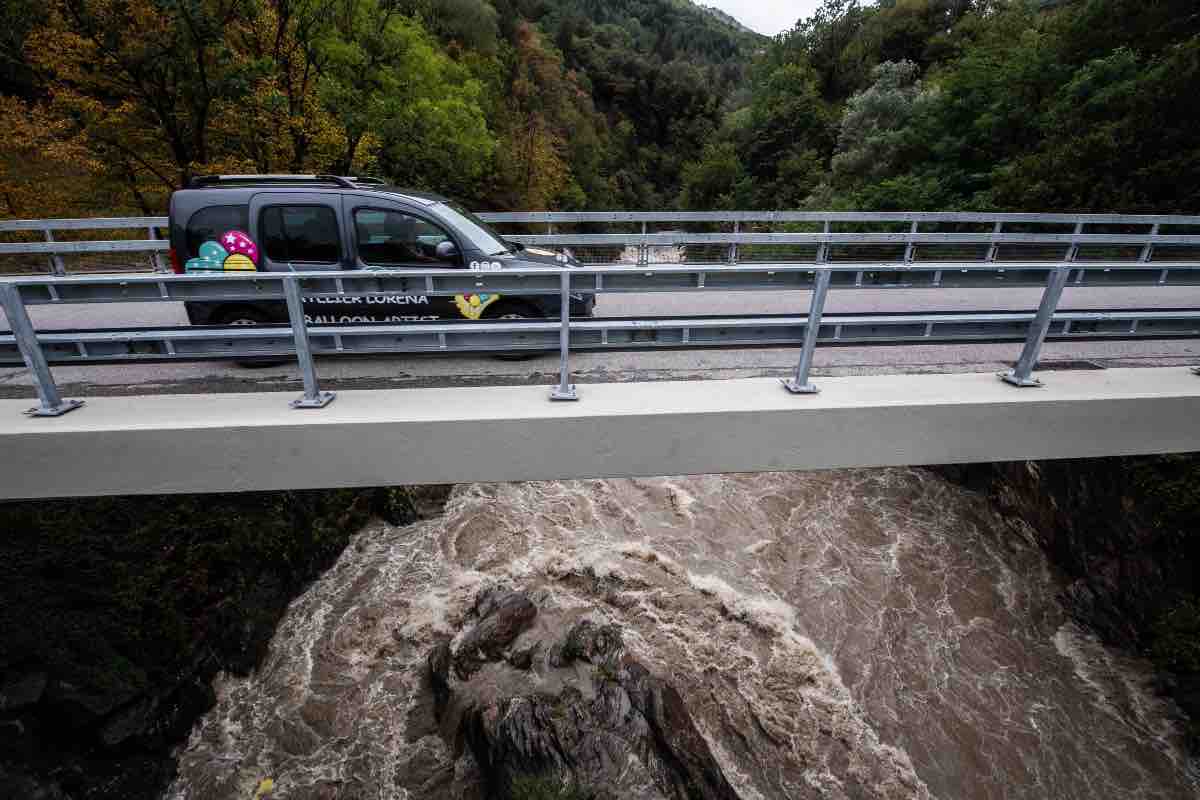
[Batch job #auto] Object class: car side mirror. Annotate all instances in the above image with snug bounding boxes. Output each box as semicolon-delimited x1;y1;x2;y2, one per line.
435;240;459;262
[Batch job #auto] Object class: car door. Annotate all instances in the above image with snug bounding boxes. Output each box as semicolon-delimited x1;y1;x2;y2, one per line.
344;198;464;320
248;192;362;324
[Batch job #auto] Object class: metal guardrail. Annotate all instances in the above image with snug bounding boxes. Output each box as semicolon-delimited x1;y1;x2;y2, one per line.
0;217;168;275
2;211;1200;416
3;211;1200;271
7;310;1199;362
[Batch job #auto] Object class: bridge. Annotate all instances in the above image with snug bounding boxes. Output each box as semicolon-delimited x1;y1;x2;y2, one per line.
2;211;1199;499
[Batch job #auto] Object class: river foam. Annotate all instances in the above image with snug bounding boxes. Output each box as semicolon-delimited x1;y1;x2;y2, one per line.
168;469;1198;799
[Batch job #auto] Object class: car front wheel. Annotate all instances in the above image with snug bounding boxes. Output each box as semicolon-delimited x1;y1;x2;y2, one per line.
483;300;552;361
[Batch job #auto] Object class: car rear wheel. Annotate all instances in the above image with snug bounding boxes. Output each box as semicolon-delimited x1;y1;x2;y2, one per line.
214;306;289;368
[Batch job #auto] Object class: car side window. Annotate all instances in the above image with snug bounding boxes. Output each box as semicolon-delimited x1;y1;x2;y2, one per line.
354;208;455;266
260;205;341;263
186;205;248;259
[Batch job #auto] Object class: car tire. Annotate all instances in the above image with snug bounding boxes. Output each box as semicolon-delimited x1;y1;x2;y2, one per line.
483;300;552;361
213;305;290;369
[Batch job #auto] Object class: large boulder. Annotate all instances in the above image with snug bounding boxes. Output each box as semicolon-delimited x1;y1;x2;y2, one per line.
430;599;740;800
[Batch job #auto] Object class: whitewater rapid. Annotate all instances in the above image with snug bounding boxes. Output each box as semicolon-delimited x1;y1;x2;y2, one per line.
167;469;1198;798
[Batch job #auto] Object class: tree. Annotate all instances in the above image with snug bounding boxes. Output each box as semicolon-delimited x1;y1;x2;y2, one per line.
742;62;835;207
318;0;495;198
677;140;749;210
24;0;260;195
831;60;934;188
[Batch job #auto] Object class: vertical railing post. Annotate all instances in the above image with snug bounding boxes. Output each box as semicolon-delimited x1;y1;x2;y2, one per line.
729;220;740;265
987;221;1003;262
550;269;578;401
44;229;66;276
1140;223;1160;263
783;268;832;395
0;282;83;417
903;220;918;263
639;221;649;266
149;226;168;272
816;219;831;264
284;276;335;408
1002;221;1082;387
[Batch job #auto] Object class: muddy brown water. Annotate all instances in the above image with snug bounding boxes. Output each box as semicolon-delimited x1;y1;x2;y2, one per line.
167;470;1199;799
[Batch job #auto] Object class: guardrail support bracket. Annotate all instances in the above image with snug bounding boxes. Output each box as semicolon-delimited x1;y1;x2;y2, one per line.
1;283;84;418
783;267;832;397
283;277;335;410
290;391;336;409
550;271;580;402
782;379;820;395
25;398;85;418
550;385;579;402
1001;265;1072;388
1000;372;1044;388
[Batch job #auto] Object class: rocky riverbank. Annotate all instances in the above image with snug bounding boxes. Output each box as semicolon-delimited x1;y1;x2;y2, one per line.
0;486;451;799
937;454;1200;749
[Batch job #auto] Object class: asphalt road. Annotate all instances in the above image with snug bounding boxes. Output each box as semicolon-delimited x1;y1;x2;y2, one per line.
2;285;1199;398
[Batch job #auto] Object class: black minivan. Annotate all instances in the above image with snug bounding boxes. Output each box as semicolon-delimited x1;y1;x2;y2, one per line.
167;174;594;329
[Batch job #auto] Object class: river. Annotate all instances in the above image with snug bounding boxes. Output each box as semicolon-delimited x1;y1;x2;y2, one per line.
167;469;1199;799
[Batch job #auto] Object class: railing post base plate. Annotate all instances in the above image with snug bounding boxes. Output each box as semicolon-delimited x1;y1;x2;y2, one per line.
550;385;579;402
1000;371;1043;388
291;391;336;409
782;379;820;395
24;399;85;418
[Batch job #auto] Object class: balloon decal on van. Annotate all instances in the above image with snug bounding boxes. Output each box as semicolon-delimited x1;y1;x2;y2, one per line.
453;293;500;320
185;230;260;272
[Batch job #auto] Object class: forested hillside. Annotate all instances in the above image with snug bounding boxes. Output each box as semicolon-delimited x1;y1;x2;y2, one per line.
0;0;760;217
682;0;1200;213
1;0;1197;217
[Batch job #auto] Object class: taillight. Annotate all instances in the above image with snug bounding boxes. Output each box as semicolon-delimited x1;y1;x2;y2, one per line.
168;247;183;274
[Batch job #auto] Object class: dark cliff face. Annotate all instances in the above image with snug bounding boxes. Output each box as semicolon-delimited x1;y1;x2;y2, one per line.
0;486;451;800
937;455;1200;745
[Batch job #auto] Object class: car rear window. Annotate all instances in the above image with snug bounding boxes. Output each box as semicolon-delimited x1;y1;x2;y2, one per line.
186;205;248;259
260;205;341;264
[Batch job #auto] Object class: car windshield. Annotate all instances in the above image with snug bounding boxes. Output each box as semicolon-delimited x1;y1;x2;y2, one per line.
434;202;510;256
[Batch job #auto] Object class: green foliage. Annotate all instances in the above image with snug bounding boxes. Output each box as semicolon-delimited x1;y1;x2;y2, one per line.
696;0;1200;213
678;140;749;210
2;0;762;214
0;490;375;689
318;0;496;194
1129;454;1200;541
1152;598;1200;675
6;0;1200;217
831;60;933;190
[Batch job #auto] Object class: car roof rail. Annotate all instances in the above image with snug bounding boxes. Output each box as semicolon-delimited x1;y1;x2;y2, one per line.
186;174;380;189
